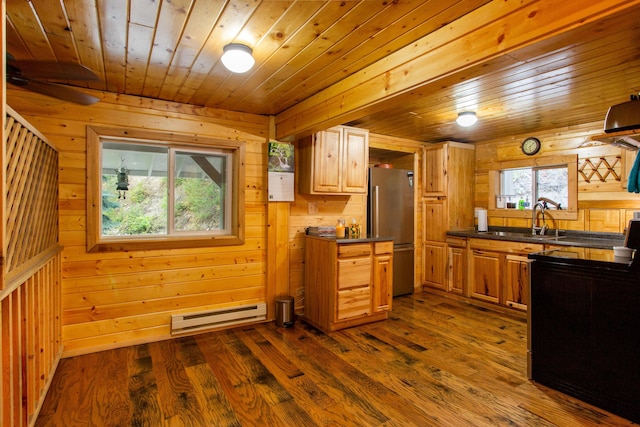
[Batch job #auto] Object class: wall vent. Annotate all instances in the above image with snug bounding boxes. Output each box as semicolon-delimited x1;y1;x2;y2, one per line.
171;303;267;335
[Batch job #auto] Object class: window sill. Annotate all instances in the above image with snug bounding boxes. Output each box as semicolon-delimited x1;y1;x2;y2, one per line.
88;235;245;252
487;209;578;221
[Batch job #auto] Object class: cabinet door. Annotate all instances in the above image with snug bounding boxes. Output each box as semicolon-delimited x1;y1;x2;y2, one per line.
423;199;446;242
422;144;446;196
447;245;466;295
470;249;500;303
341;127;369;193
373;253;392;312
312;127;342;193
422;241;446;289
505;255;530;310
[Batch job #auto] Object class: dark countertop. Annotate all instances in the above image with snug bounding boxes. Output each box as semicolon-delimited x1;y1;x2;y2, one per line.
447;227;625;249
528;248;636;270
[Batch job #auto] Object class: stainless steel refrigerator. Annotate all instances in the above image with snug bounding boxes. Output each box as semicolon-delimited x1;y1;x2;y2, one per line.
367;167;415;296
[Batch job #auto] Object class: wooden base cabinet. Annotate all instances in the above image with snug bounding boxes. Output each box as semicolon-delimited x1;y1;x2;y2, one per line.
504;254;530;310
468;238;542;310
304;236;392;332
446;236;467;294
373;243;393;312
469;248;501;303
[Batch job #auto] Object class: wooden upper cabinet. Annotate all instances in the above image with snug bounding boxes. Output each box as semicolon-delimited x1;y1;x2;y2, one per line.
299;126;369;195
341;127;369;193
422;141;475;201
422;143;447;195
310;127;342;193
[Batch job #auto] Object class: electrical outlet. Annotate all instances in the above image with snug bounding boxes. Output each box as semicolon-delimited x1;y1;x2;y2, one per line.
308;202;318;215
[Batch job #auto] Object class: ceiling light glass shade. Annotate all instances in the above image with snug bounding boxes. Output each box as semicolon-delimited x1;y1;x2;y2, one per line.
221;43;255;73
456;111;478;127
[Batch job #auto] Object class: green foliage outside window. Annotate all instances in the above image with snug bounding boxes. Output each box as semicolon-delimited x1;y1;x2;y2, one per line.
102;175;168;236
174;177;223;231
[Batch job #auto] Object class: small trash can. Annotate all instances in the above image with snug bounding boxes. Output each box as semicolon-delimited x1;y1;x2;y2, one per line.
275;296;295;328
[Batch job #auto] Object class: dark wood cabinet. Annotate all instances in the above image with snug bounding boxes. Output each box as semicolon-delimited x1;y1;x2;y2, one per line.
529;250;640;423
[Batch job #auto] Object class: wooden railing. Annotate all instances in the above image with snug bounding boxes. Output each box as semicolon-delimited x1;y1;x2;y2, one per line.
1;106;62;427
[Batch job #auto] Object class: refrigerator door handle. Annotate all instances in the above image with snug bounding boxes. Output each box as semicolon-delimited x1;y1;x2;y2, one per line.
373;185;380;237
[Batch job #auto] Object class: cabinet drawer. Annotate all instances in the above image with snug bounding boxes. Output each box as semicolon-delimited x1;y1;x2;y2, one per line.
338;257;372;289
338;243;371;258
446;236;467;248
374;241;393;255
469;238;543;254
337;287;371;320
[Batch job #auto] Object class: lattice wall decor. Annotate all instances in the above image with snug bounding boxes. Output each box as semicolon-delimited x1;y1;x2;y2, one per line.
578;156;621;183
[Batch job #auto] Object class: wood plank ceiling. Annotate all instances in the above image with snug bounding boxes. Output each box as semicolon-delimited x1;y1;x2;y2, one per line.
5;0;640;144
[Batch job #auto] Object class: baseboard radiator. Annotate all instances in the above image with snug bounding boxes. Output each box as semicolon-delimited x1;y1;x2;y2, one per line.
171;303;267;335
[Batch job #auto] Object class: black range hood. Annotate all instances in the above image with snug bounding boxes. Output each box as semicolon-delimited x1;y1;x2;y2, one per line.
604;94;640;133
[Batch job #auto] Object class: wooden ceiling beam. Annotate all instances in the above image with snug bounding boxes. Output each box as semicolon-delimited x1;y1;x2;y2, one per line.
274;0;640;141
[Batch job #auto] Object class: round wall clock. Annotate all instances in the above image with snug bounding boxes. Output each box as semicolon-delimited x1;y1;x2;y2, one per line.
521;137;541;156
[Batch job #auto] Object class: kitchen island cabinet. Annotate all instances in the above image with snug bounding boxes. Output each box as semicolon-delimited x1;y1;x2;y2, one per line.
304;235;392;332
529;249;640;423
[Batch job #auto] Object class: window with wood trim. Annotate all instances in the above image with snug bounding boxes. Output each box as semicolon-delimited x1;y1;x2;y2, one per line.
501;165;568;209
87;127;245;252
488;154;578;220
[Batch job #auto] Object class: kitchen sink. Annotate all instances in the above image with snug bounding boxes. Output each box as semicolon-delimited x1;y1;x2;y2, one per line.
484;231;566;240
529;235;567;240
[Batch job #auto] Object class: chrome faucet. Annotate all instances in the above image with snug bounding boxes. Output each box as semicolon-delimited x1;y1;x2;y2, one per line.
537;197;562;210
532;201;547;235
531;197;562;235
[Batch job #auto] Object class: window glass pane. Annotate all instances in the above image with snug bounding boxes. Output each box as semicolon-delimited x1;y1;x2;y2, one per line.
536;166;568;209
174;151;228;232
501;168;532;206
101;143;168;236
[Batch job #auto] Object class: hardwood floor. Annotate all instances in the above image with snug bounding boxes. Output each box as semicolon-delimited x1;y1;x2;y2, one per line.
36;292;635;426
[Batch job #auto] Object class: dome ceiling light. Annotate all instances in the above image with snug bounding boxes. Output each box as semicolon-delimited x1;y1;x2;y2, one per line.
456;111;478;127
221;43;255;73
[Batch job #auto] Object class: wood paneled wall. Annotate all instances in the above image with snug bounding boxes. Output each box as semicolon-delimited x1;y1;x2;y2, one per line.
8;89;270;357
474;122;640;232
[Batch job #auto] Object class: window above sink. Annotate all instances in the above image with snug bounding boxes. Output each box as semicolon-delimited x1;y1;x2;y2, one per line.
488;154;578;220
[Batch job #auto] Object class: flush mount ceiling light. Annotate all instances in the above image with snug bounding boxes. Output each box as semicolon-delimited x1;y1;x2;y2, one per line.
221;43;255;73
456;111;478;127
